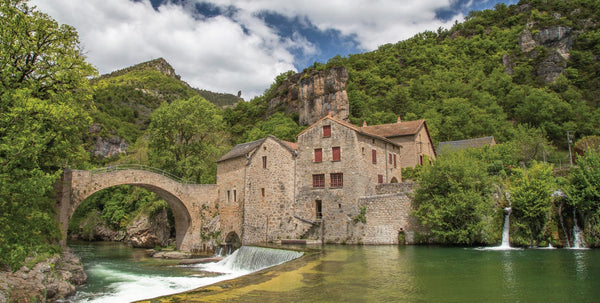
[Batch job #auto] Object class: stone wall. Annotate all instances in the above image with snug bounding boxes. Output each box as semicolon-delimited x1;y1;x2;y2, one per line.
216;156;246;246
295;117;401;243
389;126;436;169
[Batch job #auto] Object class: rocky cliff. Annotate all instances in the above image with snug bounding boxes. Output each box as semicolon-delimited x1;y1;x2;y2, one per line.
268;66;350;126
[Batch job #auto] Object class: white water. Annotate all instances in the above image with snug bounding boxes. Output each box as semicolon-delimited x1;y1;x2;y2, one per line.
478;205;520;251
571;210;588;249
73;245;303;302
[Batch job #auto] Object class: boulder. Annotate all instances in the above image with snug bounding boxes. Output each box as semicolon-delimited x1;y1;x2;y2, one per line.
127;208;171;248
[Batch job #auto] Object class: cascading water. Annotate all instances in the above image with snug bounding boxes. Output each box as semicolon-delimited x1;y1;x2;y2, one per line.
499;206;512;249
572;209;587;249
203;246;304;274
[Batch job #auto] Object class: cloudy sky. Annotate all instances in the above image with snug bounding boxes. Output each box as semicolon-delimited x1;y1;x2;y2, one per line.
32;0;518;99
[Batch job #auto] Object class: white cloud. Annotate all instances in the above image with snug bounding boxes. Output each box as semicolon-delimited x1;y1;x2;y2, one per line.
31;0;466;99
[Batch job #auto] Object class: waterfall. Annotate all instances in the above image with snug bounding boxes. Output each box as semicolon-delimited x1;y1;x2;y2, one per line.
203;246;303;274
499;207;512;249
572;209;586;249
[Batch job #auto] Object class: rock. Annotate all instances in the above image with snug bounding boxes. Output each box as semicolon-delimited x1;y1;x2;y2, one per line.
0;249;86;303
92;135;129;158
178;257;223;265
127;208;171;248
267;66;350;126
152;251;191;259
518;26;576;83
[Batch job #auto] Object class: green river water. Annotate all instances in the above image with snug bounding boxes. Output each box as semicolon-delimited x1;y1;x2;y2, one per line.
70;242;600;302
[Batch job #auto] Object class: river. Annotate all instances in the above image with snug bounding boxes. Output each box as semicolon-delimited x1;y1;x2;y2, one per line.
70;242;600;302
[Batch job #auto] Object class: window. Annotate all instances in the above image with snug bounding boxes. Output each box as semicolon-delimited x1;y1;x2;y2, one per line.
314;148;322;163
420;155;424;166
261;188;265;197
323;125;331;137
378;174;383;184
262;156;267;169
372;149;377;164
227;190;230;202
332;147;341;161
389;153;393;164
313;174;325;188
330;173;343;187
315;200;322;219
233;190;237;202
393;154;397;168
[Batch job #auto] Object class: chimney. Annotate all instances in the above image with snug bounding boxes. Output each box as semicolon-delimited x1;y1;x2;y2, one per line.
363;121;367;127
397;116;402;123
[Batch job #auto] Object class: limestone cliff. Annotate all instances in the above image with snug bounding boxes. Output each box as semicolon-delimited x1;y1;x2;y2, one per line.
268;66;350;126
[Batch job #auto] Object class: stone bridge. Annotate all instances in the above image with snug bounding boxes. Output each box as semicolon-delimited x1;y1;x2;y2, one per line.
55;166;218;251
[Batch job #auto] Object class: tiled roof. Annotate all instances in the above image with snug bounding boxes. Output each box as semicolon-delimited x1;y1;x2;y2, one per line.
360;120;425;138
437;136;496;155
217;135;298;163
217;138;265;162
296;115;400;147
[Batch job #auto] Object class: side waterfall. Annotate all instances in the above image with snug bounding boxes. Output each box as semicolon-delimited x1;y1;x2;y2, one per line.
499;207;512;249
206;246;304;273
572;209;586;249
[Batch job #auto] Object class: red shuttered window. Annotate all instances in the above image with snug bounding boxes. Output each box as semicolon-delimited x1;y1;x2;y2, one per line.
323;125;331;137
393;154;397;168
372;149;377;164
332;147;341;162
314;148;322;163
378;174;383;184
330;173;343;188
313;174;325;188
389;153;393;164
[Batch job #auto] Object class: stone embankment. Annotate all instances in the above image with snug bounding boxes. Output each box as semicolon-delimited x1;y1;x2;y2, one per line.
0;250;86;303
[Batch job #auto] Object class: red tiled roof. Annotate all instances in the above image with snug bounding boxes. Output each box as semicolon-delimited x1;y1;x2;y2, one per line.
360;119;425;138
282;140;298;151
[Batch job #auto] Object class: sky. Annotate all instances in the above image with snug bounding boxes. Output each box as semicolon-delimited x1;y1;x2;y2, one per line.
32;0;519;99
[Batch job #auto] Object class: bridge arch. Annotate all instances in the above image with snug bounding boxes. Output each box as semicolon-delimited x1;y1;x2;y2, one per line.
56;166;218;251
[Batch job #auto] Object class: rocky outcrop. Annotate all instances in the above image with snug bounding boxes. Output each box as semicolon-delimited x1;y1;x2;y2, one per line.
517;26;575;83
92;136;129;158
0;250;86;303
127;208;171;248
268;66;350;126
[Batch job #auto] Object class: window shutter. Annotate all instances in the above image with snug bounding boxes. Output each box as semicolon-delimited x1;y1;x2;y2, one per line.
315;148;322;162
372;149;377;163
332;147;340;161
323;125;331;137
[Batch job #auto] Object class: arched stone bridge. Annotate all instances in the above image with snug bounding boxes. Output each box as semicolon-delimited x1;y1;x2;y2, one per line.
55;166;218;251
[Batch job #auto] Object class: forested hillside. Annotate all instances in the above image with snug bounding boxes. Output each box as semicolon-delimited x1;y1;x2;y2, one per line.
227;0;599;158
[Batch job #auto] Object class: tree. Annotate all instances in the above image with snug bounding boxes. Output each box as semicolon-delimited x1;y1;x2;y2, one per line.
568;148;600;246
148;96;227;184
0;0;96;270
508;162;556;246
413;150;496;245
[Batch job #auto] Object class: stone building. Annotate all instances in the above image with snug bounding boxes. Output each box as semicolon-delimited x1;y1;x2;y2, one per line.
215;115;411;246
361;118;436;168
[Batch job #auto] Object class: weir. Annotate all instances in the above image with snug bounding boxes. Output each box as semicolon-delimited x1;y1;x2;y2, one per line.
207;246;304;273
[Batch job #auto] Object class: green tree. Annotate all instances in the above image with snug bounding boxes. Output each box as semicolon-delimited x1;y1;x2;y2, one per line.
508;162;556;246
148;96;227;184
413;150;496;245
568;148;600;246
0;0;95;270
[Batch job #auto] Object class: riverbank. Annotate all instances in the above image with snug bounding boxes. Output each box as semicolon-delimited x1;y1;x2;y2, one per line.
0;249;86;303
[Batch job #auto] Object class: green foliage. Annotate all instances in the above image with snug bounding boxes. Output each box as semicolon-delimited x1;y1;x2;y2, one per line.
242;112;303;142
568;149;600;246
353;206;367;224
0;0;95;270
148;96;228;183
509;162;557;246
413;150;496;245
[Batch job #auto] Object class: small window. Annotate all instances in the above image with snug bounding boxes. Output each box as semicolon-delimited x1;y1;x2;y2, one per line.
315;200;322;219
330;173;343;187
313;174;325;188
233;190;237;202
314;148;322;163
323;125;331;137
261;188;265;197
372;149;377;164
393;154;397;168
420;155;424;166
227;190;230;202
262;156;267;169
378;174;383;184
332;147;341;162
389;153;393;164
